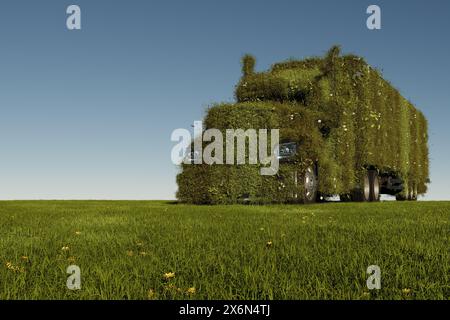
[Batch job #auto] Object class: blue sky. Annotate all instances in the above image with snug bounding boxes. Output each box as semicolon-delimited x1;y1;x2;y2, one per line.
0;0;449;200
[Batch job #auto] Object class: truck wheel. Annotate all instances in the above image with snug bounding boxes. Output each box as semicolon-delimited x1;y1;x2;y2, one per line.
339;193;352;202
368;170;380;202
353;171;371;202
413;185;418;200
303;166;318;204
396;193;407;201
408;184;418;201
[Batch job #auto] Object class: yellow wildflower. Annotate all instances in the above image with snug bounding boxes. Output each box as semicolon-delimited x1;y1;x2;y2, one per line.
163;272;175;280
402;288;412;294
186;287;196;295
6;262;24;273
147;289;156;299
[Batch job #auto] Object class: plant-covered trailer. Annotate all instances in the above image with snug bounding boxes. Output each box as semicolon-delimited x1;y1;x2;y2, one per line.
177;46;429;204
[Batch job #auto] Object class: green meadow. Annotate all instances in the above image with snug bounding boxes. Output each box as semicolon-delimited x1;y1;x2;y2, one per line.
0;201;448;300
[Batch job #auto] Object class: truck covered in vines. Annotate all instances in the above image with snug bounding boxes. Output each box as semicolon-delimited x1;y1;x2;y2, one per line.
176;46;429;204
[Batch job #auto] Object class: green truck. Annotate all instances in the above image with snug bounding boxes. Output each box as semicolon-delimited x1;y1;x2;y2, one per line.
176;46;429;204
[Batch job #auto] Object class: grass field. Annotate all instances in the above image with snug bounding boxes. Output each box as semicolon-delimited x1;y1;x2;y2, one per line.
0;201;448;300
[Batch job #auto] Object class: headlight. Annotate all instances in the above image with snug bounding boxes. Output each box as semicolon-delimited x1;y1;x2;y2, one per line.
277;142;297;160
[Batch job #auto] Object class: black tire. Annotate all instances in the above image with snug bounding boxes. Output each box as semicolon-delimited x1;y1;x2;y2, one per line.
303;166;318;204
339;193;352;202
353;171;371;202
368;170;380;202
408;184;418;201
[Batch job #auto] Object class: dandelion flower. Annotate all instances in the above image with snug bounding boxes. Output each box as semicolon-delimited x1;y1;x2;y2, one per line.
21;256;29;261
163;272;176;280
186;287;196;295
127;250;134;257
75;231;81;236
139;251;148;256
266;241;273;248
402;288;411;294
67;256;76;263
61;246;70;251
6;262;24;273
147;289;156;299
